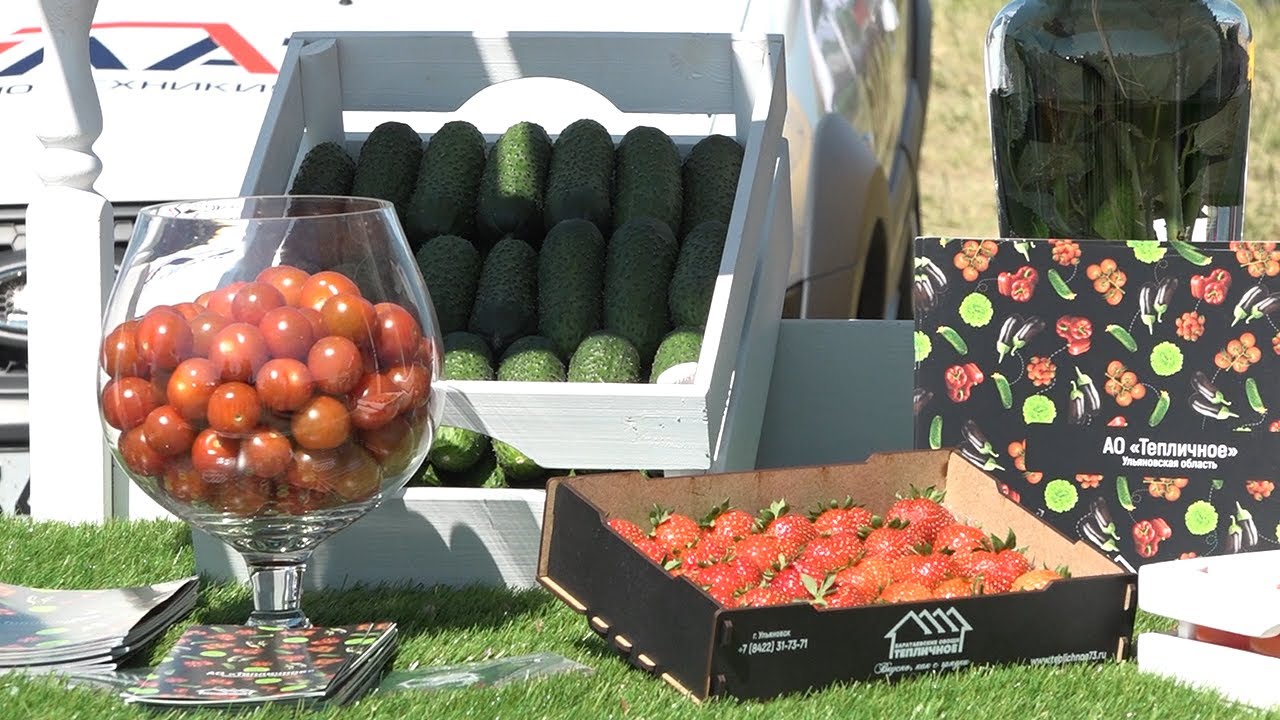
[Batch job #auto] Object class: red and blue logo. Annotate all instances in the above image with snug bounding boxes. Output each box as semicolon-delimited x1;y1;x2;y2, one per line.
0;22;278;77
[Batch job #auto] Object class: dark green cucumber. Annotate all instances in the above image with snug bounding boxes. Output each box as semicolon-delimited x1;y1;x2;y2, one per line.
428;331;494;472
680;134;743;235
475;121;553;247
288;141;356;195
568;332;641;383
612;126;682;235
650;327;704;382
544;118;615;234
468;237;539;354
403;120;488;249
414;234;482;335
604;217;679;362
349;121;423;220
668;220;728;328
537;219;606;359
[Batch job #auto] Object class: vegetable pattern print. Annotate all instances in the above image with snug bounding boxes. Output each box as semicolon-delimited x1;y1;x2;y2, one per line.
127;622;394;704
913;237;1280;568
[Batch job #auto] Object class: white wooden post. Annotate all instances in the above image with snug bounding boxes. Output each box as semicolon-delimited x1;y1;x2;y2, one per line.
25;0;114;522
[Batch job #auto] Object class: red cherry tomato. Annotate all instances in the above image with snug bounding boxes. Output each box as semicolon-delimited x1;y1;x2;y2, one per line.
299;271;361;312
167;358;221;422
291;395;351;450
188;311;231;358
207;382;262;436
255;358;315;413
204;281;247;318
101;377;159;431
273;485;337;515
258;306;316;361
141;404;197;457
212;477;270;516
171;302;205;321
284;443;378;500
101;320;150;379
161;458;208;502
359;417;415;469
241;429;292;478
230;281;286;325
349;372;407;430
256;265;311;307
208;322;270;383
119;425;167;476
328;443;380;501
321;293;378;347
190;428;240;473
373;303;422;367
385;364;431;410
307;336;363;395
298;307;327;342
136;306;195;372
284;447;337;491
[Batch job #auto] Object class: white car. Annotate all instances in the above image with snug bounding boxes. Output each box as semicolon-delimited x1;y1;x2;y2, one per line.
0;0;931;513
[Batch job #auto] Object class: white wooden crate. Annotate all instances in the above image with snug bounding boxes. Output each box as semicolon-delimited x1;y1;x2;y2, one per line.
239;30;789;474
197;138;797;590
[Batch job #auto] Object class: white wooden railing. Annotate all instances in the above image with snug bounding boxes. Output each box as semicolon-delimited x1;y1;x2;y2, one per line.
25;0;115;522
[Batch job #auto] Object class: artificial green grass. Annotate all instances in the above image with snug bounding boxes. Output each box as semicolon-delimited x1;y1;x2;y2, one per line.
1;516;1276;719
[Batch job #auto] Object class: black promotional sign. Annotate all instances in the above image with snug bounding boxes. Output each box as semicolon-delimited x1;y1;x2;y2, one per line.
912;237;1279;569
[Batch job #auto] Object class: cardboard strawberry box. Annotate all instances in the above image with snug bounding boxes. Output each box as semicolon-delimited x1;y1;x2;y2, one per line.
536;449;1137;701
1136;550;1280;710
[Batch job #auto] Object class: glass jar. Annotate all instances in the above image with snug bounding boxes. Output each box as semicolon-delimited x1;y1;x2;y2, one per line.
985;0;1253;242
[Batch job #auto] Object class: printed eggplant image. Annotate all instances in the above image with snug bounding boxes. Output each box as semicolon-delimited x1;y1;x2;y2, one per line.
912;236;1280;568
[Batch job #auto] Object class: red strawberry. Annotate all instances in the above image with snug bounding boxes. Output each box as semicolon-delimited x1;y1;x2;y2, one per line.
859;517;915;559
767;566;811;601
650;505;700;554
932;577;977;599
810;497;874;536
1009;567;1066;592
834;556;894;598
995;548;1032;583
705;582;738;606
760;501;819;558
952;530;1029;595
703;500;758;540
735;534;785;574
738;586;790;608
608;517;647;544
695;562;745;594
792;536;849;579
879;581;934;604
680;533;735;569
824;581;879;608
890;548;957;589
954;552;1017;594
933;523;987;554
632;537;669;564
713;509;757;539
826;531;864;566
731;556;764;587
886;486;954;544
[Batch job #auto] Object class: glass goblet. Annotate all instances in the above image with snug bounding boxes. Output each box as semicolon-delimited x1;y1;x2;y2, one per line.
99;195;444;629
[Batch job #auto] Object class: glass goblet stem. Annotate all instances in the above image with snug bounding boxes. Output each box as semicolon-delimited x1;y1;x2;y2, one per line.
243;553;311;629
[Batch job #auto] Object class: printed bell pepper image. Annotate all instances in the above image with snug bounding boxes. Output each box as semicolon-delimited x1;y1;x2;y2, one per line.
1190;268;1232;305
997;266;1039;303
1056;315;1093;355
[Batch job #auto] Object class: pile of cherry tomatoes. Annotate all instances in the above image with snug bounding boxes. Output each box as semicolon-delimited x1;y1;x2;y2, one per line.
99;265;435;517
